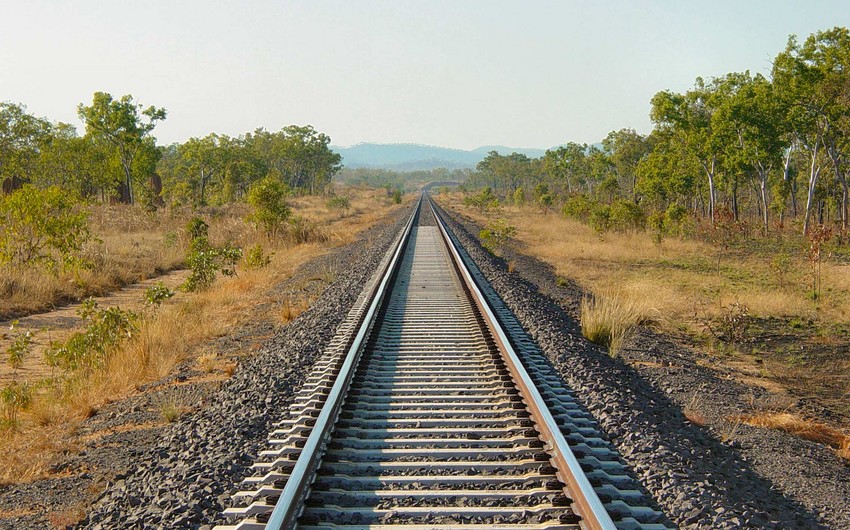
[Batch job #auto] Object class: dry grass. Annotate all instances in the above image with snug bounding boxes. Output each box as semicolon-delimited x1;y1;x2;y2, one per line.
0;186;406;485
439;193;850;327
739;412;850;461
580;290;654;356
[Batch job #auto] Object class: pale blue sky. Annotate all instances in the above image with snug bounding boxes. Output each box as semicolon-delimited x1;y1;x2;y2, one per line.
1;1;848;149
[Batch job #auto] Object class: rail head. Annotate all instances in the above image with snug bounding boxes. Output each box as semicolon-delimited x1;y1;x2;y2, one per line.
263;195;422;530
429;196;618;530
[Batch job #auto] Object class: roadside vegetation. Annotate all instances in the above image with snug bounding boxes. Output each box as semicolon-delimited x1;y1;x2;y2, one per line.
438;27;850;458
0;90;412;485
0;187;405;484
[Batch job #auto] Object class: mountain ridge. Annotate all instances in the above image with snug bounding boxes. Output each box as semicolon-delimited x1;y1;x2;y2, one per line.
331;142;551;170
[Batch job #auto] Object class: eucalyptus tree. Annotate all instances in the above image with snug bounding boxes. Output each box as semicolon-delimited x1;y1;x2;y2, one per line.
602;129;652;200
713;72;785;231
77;92;166;204
773;28;850;231
178;134;230;206
541;142;588;195
650;78;727;223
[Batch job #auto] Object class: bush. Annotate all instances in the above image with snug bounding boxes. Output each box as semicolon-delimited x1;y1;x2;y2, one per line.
5;321;34;376
244;244;273;269
326;195;351;210
186;217;209;240
44;298;138;372
248;177;291;238
480;219;517;255
608;200;645;231
0;185;91;271
182;237;242;292
144;282;176;306
0;381;31;428
512;187;526;206
562;194;594;222
464;187;500;212
390;189;403;204
588;204;611;232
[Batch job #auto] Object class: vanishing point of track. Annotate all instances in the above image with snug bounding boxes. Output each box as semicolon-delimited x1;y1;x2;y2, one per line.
216;195;669;530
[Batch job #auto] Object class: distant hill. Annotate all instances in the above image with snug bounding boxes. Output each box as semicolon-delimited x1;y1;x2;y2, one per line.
332;143;550;170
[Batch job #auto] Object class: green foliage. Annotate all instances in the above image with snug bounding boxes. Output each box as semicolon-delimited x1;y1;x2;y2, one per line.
247;177;291;238
326;195;351;210
588;204;611;232
144;282;176;306
44;299;138;372
0;381;32;428
244;244;273;269
0;185;91;271
464;187;500;212
5;321;34;376
186;217;209;240
533;184;554;210
512;187;526;206
182;236;243;292
608;200;646;231
562;194;595;222
390;189;403;204
480;219;517;255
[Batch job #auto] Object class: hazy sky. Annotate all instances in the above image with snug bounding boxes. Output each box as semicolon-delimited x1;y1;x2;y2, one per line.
1;1;848;150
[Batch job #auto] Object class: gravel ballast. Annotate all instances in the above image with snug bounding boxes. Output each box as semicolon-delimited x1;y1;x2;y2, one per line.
436;202;850;530
73;206;412;530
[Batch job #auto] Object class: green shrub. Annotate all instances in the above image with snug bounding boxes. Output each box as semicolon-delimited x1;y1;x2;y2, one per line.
664;204;691;236
588;204;611;232
0;381;32;428
244;244;273;269
390;189;403;204
562;194;594;222
480;219;517;255
186;217;209;240
248;177;291;238
144;282;176;306
512;187;526;206
464;187;500;212
5;321;34;376
609;200;645;231
0;185;91;271
44;298;138;372
326;195;351;210
182;237;242;292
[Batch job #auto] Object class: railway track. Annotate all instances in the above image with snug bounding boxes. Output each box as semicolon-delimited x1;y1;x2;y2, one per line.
216;196;671;530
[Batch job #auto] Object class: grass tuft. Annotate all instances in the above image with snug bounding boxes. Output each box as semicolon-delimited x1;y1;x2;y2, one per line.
580;290;652;356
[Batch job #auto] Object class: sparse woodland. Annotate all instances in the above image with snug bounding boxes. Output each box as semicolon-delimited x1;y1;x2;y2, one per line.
446;27;850;455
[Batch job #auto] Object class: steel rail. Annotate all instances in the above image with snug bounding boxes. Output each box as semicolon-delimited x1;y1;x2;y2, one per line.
262;196;421;530
429;197;617;530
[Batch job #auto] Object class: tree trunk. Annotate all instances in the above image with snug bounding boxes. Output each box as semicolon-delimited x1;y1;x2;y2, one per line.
803;147;821;234
759;172;769;234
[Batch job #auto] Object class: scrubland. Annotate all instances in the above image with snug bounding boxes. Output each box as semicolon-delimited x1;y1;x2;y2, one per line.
0;187;405;484
439;192;850;458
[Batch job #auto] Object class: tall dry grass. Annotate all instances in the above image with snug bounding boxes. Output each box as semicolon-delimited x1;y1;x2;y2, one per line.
0;187;406;484
738;412;850;462
580;290;655;355
439;194;850;328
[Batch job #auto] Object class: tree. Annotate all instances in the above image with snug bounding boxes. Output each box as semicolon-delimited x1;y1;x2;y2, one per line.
0;185;91;271
713;72;785;232
77;92;166;204
773;28;850;232
178;134;229;206
247;176;292;237
650;79;728;223
602;129;651;200
0;102;52;187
